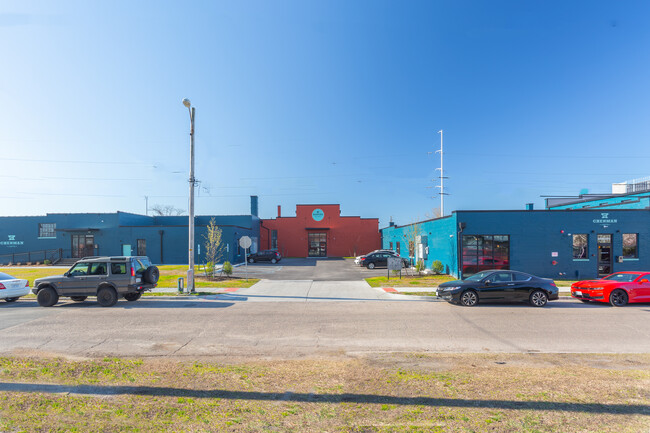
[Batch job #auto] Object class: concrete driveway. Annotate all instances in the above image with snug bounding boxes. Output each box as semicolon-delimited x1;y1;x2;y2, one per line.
227;258;404;301
232;257;391;281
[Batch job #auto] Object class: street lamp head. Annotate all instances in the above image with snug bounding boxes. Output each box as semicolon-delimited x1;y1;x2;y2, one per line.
182;98;191;108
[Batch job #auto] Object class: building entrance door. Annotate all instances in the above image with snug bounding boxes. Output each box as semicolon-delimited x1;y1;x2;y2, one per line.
308;233;327;257
597;234;613;277
72;234;94;258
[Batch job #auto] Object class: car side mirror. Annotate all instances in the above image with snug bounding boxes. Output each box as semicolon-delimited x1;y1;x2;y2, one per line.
484;280;492;285
640;279;649;283
64;272;69;277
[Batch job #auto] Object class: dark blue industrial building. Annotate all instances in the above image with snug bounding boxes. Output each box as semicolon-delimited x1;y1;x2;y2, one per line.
0;198;260;265
382;181;650;280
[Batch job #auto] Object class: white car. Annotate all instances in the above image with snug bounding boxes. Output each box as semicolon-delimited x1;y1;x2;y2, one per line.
0;272;30;303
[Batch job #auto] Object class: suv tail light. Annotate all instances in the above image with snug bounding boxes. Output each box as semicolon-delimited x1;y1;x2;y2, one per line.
360;257;366;261
25;281;29;287
131;267;135;277
0;283;5;290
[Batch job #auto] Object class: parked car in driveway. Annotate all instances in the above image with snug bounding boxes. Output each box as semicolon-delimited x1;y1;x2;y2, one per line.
247;250;282;264
437;270;558;307
354;249;397;266
360;251;410;269
571;271;650;306
32;256;159;307
0;272;30;303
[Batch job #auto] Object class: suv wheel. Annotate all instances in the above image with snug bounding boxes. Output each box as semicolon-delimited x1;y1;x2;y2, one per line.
271;258;277;264
143;266;159;284
97;286;118;307
367;262;376;269
124;292;142;302
37;287;59;307
248;257;255;263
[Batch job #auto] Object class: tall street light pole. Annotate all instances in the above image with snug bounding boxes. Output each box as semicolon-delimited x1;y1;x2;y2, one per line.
182;98;196;293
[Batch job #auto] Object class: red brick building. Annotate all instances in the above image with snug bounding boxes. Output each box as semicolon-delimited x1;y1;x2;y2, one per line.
260;204;381;257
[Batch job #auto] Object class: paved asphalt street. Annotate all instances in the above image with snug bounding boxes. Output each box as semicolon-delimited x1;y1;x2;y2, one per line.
1;259;649;358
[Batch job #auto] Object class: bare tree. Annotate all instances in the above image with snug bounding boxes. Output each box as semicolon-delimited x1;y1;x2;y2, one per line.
150;204;185;216
401;221;424;268
424;207;442;219
204;218;226;276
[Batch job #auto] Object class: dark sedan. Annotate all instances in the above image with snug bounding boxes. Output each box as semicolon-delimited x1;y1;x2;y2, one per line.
247;250;282;264
360;252;410;269
437;270;559;307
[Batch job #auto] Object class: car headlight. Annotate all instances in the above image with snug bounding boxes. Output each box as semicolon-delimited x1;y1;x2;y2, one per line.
441;286;461;291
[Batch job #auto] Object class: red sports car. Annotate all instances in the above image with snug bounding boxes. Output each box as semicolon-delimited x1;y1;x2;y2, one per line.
571;272;650;306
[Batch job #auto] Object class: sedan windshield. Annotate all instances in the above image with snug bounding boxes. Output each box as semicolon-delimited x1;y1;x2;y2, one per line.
464;271;494;281
602;273;640;282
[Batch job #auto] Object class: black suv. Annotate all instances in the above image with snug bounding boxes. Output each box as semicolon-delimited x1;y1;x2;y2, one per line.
247;250;282;264
360;252;410;269
33;256;159;307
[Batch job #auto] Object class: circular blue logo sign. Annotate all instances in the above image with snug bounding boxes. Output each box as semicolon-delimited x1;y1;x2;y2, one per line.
312;208;324;221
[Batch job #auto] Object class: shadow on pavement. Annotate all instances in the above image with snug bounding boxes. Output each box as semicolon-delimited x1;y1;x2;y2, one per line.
48;300;237;309
1;382;647;415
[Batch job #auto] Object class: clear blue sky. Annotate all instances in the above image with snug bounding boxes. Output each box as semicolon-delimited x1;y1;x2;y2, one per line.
2;1;650;227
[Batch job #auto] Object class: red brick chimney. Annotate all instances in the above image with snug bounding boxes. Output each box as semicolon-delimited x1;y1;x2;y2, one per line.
277;205;281;217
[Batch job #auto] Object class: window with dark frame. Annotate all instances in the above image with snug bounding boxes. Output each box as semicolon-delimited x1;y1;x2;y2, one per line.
396;242;400;255
461;235;510;278
622;233;638;258
271;230;278;249
389;242;393;250
39;223;56;238
137;239;146;256
572;234;588;259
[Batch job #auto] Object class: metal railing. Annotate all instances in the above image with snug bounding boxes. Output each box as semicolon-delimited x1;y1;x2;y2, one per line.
0;248;63;265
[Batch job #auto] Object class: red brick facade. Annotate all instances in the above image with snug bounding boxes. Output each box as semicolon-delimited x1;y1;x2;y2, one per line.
260;204;381;258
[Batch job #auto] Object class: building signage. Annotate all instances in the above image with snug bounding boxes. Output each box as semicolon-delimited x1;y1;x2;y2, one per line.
593;212;617;224
0;235;24;248
312;208;324;222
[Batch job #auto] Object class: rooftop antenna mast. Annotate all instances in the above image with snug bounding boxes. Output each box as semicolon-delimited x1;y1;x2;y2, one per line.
435;130;448;216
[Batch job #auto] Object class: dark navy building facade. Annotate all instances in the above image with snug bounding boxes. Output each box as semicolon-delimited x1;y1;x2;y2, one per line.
0;210;260;265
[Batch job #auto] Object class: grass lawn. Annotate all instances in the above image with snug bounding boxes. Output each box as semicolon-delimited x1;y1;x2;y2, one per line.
0;265;258;289
366;274;455;287
0;354;648;432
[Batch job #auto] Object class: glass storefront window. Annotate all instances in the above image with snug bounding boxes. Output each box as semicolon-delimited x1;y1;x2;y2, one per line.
572;234;588;259
462;235;510;278
622;233;638;258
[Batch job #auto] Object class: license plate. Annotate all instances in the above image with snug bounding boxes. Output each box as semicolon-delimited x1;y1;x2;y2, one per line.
574;291;582;296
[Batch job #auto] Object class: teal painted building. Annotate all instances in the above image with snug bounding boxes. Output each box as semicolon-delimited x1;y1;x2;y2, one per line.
382;208;650;280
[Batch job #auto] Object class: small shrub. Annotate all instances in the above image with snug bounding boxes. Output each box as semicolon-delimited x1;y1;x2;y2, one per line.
44;260;51;265
206;261;215;276
415;260;425;273
222;261;233;276
432;260;444;275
